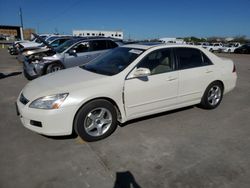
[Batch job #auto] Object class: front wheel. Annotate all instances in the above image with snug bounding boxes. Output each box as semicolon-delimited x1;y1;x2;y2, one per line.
46;63;64;74
74;99;118;142
200;82;223;109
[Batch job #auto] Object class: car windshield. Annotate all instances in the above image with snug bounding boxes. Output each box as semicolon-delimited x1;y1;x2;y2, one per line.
55;39;78;53
81;47;144;76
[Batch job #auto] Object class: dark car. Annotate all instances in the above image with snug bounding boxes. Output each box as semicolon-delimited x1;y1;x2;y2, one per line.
234;44;250;54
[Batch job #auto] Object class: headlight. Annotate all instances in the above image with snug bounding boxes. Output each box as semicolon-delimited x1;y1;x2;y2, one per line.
29;93;68;109
24;51;33;55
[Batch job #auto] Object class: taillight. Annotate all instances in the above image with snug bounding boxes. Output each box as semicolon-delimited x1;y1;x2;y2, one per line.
233;64;236;73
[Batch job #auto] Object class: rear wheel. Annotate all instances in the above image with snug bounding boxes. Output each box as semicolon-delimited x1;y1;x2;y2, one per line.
74;99;118;142
200;82;223;109
46;63;64;74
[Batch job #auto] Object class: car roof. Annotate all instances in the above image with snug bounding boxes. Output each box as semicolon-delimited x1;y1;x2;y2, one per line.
69;37;121;43
122;43;202;50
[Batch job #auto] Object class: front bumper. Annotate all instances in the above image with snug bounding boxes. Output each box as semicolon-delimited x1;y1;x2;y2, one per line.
23;59;45;80
16;94;76;136
17;54;25;63
8;46;19;55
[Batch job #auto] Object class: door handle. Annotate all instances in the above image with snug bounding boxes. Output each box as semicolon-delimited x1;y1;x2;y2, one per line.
206;70;213;73
86;55;92;58
167;77;177;81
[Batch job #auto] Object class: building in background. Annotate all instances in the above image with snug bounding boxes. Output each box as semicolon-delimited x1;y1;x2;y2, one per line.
23;28;35;40
0;25;35;40
73;29;123;39
0;25;21;40
159;37;185;44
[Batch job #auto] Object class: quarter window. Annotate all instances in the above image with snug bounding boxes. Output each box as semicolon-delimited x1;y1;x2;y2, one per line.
137;49;173;75
202;52;213;65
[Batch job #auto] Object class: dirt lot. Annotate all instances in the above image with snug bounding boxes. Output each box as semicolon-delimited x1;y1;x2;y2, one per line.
0;49;250;188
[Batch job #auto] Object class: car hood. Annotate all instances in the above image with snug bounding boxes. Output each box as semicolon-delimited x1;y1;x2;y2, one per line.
22;67;109;101
32;33;55;51
21;42;41;48
23;47;50;56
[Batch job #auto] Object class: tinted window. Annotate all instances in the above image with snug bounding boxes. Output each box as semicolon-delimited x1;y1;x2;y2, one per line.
91;40;107;51
176;48;204;69
107;40;118;49
137;49;173;75
55;39;77;53
50;39;60;47
58;39;69;45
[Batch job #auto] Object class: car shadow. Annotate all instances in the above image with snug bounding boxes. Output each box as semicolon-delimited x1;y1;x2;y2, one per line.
43;132;78;140
120;106;195;128
0;72;22;79
43;106;195;140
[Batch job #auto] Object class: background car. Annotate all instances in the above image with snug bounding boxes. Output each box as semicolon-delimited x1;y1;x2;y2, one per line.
218;43;241;53
17;44;237;141
204;43;223;52
8;34;50;55
17;36;74;63
234;44;250;54
23;37;123;79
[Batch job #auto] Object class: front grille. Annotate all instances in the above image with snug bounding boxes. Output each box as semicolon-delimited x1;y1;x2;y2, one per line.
19;93;29;105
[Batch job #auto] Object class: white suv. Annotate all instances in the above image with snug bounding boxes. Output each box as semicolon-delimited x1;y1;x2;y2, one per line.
205;43;223;52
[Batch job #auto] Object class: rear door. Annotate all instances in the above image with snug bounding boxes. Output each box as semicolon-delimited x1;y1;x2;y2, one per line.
175;48;215;104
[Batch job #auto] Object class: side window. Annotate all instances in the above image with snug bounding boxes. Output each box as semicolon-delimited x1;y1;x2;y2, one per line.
107;40;118;49
73;42;90;53
91;40;107;51
137;49;173;75
175;48;203;69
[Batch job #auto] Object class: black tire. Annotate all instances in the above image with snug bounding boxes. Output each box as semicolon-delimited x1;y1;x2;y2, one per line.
45;63;64;74
200;82;224;109
74;99;118;142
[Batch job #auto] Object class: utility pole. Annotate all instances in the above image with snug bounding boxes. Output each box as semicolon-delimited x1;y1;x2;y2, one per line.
19;7;24;40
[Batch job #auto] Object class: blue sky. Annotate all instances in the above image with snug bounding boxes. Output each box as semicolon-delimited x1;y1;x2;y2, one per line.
0;0;249;40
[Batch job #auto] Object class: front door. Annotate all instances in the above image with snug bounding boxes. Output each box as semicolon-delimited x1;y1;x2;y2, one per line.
64;42;93;68
124;48;179;119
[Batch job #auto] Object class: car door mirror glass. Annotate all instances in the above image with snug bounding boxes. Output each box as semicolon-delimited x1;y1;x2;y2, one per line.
133;67;151;78
68;49;76;56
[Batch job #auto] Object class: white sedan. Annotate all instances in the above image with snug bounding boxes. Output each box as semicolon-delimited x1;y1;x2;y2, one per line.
16;44;237;141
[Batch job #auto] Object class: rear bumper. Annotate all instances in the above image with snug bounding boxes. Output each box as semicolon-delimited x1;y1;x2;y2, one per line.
224;73;237;94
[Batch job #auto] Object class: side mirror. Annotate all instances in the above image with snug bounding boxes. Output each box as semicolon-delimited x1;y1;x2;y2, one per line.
68;49;76;56
133;67;151;78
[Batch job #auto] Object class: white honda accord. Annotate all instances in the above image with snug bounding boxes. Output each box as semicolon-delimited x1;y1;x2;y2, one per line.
16;44;237;141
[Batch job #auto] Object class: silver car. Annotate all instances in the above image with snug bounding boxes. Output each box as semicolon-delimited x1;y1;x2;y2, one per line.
23;38;123;80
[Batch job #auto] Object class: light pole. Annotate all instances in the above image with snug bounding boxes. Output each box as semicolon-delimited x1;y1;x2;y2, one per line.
19;7;24;40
